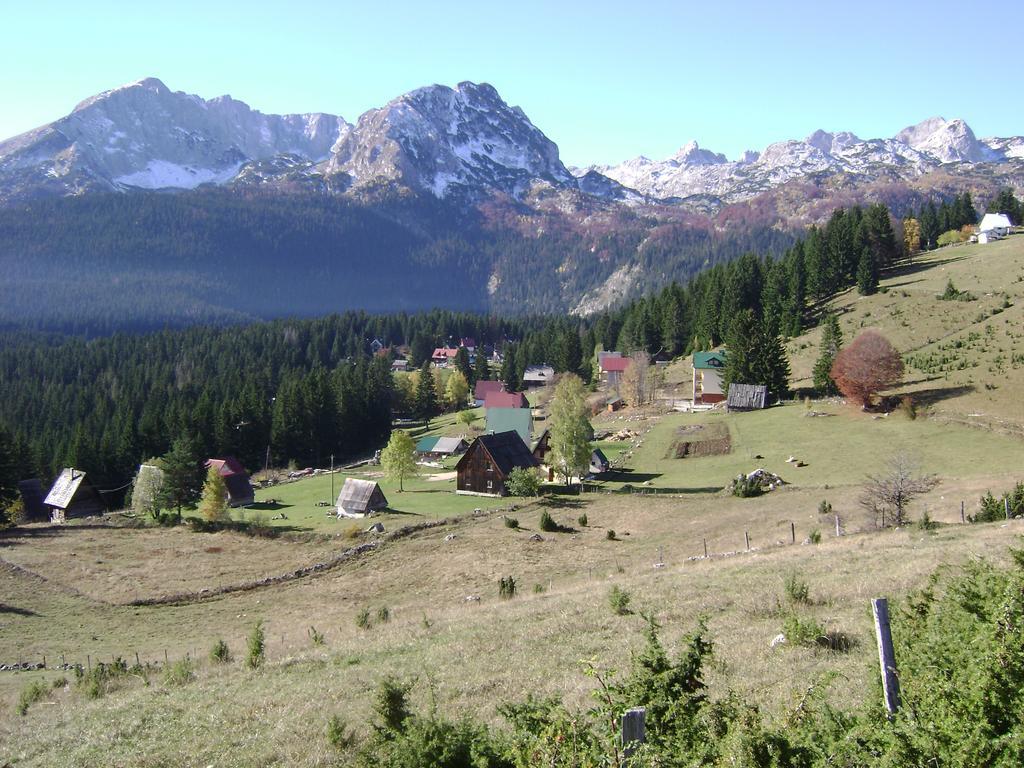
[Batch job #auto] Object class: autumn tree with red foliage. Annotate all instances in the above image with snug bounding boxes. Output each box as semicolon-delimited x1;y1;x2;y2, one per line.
830;330;903;408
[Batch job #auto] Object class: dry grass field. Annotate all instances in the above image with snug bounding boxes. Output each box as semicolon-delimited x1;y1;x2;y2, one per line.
2;237;1024;766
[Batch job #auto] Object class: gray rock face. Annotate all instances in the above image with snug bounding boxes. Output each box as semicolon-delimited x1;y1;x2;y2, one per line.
0;78;350;200
325;81;574;199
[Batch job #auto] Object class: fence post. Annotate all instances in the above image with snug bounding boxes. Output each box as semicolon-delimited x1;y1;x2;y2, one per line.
744;531;750;551
835;514;841;537
622;707;646;758
960;500;965;524
872;598;901;717
790;521;796;544
703;538;708;558
1005;498;1011;519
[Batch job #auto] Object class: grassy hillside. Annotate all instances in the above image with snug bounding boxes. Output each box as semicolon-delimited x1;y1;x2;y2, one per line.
3;236;1024;766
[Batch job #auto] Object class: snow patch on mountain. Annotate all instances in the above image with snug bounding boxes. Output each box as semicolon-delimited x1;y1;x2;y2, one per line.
115;159;244;189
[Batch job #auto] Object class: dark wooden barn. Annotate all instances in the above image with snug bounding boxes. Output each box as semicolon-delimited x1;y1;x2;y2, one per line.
336;478;389;517
205;457;255;507
43;468;106;523
456;430;539;497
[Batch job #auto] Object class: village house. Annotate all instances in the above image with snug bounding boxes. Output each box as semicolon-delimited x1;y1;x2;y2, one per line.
456;431;539;496
473;379;505;406
336;478;388;517
589;448;611;475
979;212;1012;240
415;435;469;460
431;347;459;366
600;354;632;386
44;468;105;523
692;351;727;404
205;457;255;507
522;364;555;388
391;359;409;372
486;407;533;442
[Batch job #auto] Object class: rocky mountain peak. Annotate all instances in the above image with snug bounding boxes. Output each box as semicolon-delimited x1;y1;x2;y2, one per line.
671;141;728;166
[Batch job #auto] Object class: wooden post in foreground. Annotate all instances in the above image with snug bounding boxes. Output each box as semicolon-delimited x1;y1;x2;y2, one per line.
1005;498;1011;519
790;521;796;544
744;531;750;551
872;598;900;716
960;500;965;524
835;514;841;537
703;538;708;558
622;707;646;758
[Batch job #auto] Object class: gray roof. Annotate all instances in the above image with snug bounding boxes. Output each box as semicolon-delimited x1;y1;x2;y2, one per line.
727;383;768;410
432;436;469;455
336;478;388;515
44;468;89;509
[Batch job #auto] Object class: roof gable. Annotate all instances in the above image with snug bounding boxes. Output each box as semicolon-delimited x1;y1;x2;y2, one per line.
484;391;529;409
337;478;388;513
458;431;538;477
474;380;504;400
693;351;727;369
415;435;440;453
44;468;94;509
601;356;632;373
980;212;1012;230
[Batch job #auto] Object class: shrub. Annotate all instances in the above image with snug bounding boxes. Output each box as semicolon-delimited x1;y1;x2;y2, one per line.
374;677;413;734
376;606;391;624
246;620;266;669
817;500;832;516
210;639;232;664
609;585;632;615
327;713;355;750
503;516;519;529
499;576;517;600
163;656;195;686
783;572;811;605
606;529;616;540
809;529;822;544
971;483;1024;522
578;513;588;527
308;626;326;646
731;474;763;498
533;583;546;594
782;612;824;647
539;511;557;532
17;680;50;716
917;511;940;532
75;658;131;699
506;467;541;497
356;607;372;630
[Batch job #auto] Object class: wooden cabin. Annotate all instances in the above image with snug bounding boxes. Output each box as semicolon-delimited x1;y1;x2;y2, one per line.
44;468;105;523
456;431;539;496
205;457;255;507
726;383;768;411
336;478;388;517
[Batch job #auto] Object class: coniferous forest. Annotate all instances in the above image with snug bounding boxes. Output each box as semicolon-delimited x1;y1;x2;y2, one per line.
0;193;946;510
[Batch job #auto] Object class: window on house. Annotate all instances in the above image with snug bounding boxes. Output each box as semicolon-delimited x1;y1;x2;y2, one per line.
486;480;493;490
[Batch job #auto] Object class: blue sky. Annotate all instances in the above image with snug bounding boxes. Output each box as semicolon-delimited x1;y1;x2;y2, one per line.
2;0;1020;166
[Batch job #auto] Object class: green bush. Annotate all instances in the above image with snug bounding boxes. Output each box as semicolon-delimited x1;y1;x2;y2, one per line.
503;516;519;529
606;529;616;541
505;467;540;497
578;513;588;527
356;607;372;630
163;656;195;686
308;626;326;646
608;585;632;616
817;500;832;516
16;680;50;716
731;474;763;498
783;572;811;605
376;606;391;624
808;528;822;544
972;482;1024;522
210;639;232;664
75;658;132;699
246;620;265;670
782;612;824;647
532;583;546;594
499;576;517;600
539;511;557;532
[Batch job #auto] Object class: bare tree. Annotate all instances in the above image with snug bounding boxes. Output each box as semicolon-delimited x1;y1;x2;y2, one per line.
620;351;651;407
859;453;938;527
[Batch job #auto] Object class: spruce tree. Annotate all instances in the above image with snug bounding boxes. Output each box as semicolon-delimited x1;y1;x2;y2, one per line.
856;248;879;295
473;350;490;384
753;319;791;402
415;361;438;426
453;347;473;386
157;435;202;521
722;309;758;392
812;314;843;395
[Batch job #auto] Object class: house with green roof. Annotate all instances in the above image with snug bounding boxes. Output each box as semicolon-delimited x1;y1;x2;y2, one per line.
692;350;727;404
415;435;440;455
485;407;533;443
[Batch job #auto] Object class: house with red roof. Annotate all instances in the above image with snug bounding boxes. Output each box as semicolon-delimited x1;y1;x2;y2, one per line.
484;390;530;409
600;354;632;386
473;379;505;406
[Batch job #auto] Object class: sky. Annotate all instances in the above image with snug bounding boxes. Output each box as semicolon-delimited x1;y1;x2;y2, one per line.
1;0;1021;167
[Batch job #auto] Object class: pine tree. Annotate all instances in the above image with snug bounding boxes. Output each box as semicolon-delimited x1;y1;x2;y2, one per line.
473;351;490;384
198;465;230;522
812;314;843;395
722;309;758;392
753;319;790;402
415;361;438;427
856;248;879;295
453;347;473;386
157;435;202;521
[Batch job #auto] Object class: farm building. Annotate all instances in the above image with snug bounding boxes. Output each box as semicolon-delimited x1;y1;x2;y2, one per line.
484;390;530;409
522;365;555;388
431;347;459;365
589;448;611;475
727;383;768;411
606;395;625;412
336;478;388;517
415;435;440;455
205;457;255;507
693;351;727;404
456;431;539;496
391;359;409;372
600;354;632;386
486;407;533;442
44;468;105;523
416;436;469;459
17;479;47;522
473;379;505;406
979;212;1012;239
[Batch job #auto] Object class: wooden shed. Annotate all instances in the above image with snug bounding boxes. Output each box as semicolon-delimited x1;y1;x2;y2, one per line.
456;431;539;497
44;468;105;523
726;383;768;411
336;478;389;517
205;457;255;507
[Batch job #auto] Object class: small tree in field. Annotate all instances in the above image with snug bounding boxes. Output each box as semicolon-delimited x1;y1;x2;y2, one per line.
830;330;903;408
198;465;230;522
456;409;478;430
548;374;592;487
860;453;938;527
380;430;417;492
